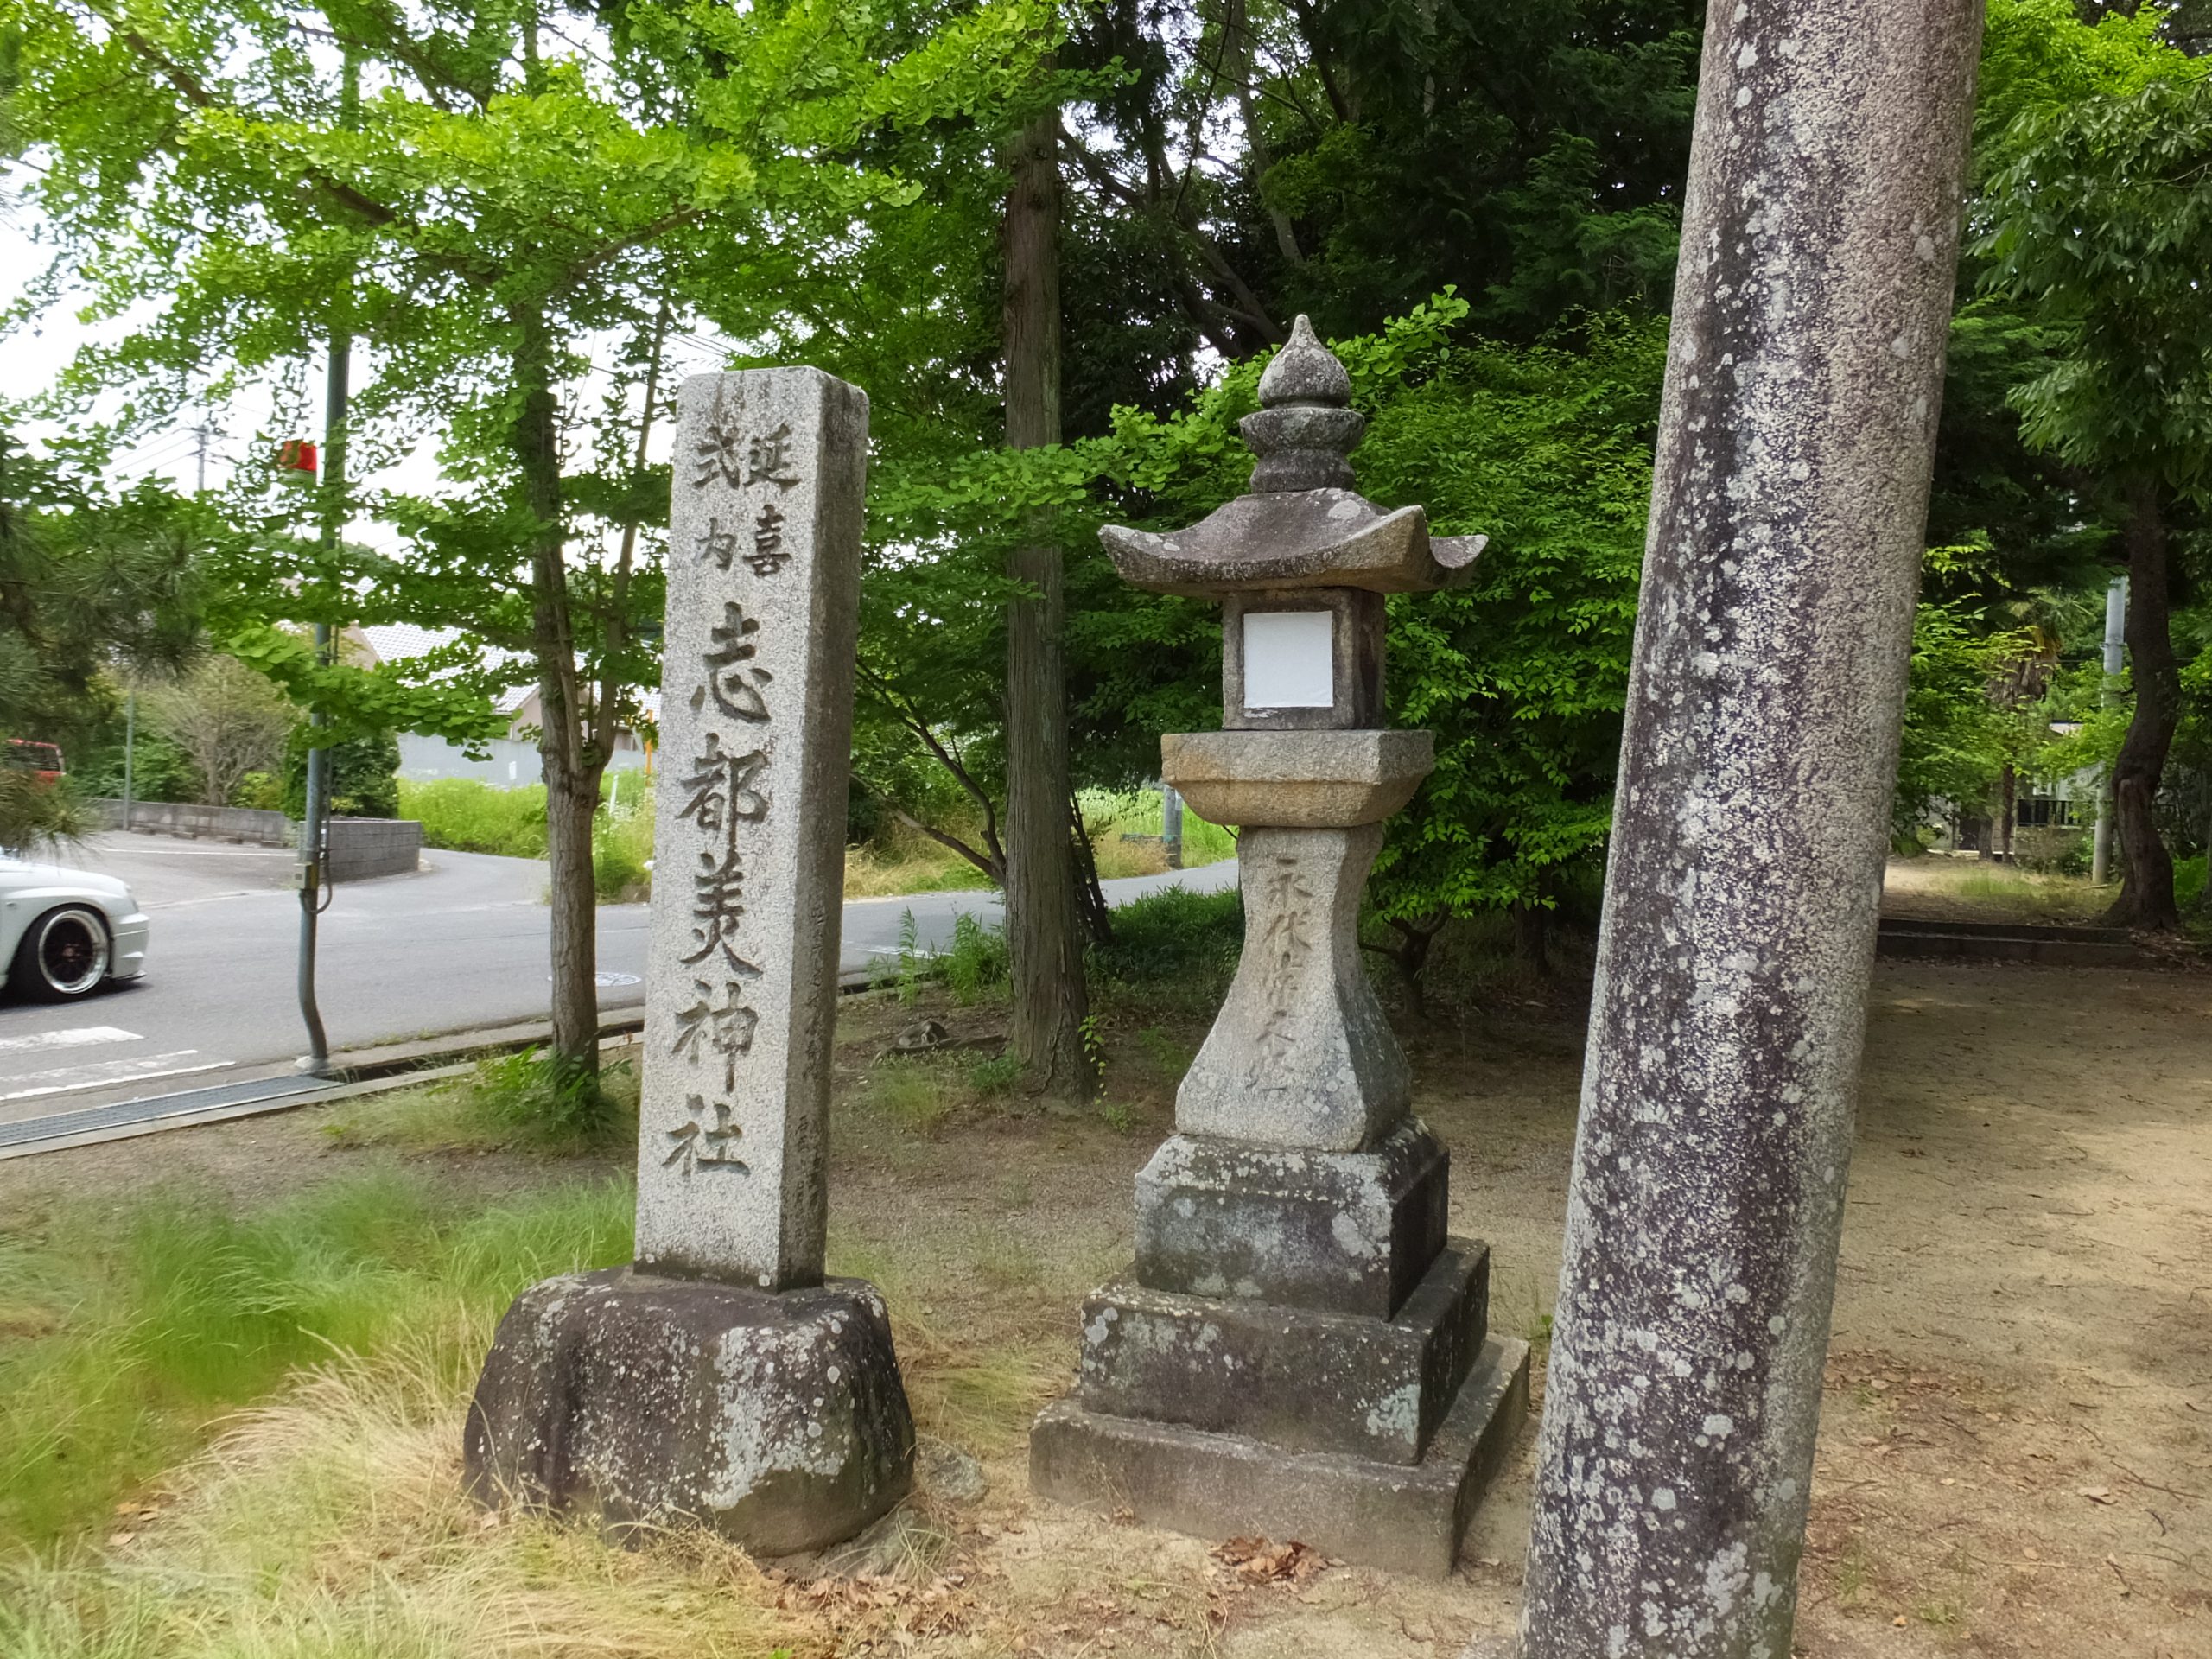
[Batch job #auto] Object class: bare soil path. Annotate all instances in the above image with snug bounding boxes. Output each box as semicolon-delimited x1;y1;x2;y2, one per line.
3;956;2204;1658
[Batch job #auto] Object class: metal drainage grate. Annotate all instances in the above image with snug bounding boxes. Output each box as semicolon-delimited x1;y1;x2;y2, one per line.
0;1074;330;1153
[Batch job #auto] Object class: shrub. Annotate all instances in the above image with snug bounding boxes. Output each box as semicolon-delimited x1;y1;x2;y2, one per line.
232;769;284;811
1089;884;1243;1003
397;777;550;857
285;728;401;819
593;795;656;902
941;911;1009;1001
466;1047;631;1147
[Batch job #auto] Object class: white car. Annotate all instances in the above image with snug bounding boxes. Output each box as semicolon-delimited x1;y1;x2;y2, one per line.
0;856;150;1000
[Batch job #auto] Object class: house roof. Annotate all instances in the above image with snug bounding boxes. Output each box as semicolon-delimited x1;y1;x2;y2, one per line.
348;625;646;726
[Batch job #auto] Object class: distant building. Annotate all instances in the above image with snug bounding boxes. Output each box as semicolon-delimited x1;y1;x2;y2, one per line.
348;625;653;789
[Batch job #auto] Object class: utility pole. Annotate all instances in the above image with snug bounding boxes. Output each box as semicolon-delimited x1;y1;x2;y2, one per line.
120;690;136;830
193;421;216;495
2090;575;2127;885
297;52;356;1076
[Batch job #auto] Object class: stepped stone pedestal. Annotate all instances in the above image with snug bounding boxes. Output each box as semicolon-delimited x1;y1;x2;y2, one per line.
1029;317;1524;1576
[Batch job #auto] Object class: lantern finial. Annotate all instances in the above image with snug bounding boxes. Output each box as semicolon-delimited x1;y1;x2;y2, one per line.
1243;315;1363;492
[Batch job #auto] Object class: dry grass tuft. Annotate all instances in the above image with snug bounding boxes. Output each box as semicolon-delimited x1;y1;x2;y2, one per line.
2;1311;825;1659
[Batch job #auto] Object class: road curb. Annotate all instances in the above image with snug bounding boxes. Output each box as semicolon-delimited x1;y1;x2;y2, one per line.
0;969;912;1162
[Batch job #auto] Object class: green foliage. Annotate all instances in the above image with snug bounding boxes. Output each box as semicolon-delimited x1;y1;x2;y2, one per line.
0;1173;632;1548
227;622;506;754
70;721;200;807
232;770;283;812
9;0;1060;1058
466;1048;628;1147
1977;0;2204;162
397;778;551;859
860;298;1655;939
894;908;927;1003
965;1051;1025;1097
1976;41;2212;495
1083;788;1237;871
1087;885;1243;999
283;727;400;820
942;911;1010;1002
1895;601;2037;842
397;775;652;898
1348;303;1659;922
0;441;203;845
592;793;656;903
1061;0;1698;353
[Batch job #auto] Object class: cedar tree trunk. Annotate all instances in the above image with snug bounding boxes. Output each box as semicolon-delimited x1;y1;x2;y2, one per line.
1001;104;1096;1099
2106;480;2182;932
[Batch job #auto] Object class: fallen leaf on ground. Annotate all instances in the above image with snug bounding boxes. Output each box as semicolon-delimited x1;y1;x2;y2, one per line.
1211;1535;1325;1586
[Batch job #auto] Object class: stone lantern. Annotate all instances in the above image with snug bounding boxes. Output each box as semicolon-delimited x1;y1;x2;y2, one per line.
1030;318;1529;1576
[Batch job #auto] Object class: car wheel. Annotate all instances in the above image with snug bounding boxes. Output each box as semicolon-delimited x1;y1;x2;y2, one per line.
15;906;111;1000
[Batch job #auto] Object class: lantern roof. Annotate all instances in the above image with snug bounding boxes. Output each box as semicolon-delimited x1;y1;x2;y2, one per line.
1099;315;1486;598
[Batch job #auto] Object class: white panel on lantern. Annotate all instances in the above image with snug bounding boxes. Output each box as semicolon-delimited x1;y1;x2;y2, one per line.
1243;610;1336;709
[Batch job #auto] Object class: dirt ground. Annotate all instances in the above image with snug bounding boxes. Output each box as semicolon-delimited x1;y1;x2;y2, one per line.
3;949;2206;1659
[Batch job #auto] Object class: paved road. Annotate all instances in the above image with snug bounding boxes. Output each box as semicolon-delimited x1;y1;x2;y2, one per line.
0;833;1236;1124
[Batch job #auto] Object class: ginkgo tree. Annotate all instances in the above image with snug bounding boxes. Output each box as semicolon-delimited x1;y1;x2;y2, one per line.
8;0;1056;1084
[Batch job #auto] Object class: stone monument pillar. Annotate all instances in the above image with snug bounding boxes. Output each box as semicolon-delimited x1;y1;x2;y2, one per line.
464;369;916;1554
1030;320;1529;1576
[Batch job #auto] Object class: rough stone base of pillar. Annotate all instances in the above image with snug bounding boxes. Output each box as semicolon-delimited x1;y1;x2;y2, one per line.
1032;1334;1529;1578
465;1267;914;1555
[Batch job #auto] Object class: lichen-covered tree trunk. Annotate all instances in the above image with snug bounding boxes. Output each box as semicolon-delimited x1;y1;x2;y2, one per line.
2105;480;2182;932
1001;103;1095;1101
513;302;607;1077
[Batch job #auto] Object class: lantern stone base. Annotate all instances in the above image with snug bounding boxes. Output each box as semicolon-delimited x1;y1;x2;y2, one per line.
1134;1119;1449;1319
1032;1329;1529;1579
1075;1239;1491;1464
464;1268;914;1555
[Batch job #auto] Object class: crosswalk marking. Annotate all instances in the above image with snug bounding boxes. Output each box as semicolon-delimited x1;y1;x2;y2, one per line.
0;1051;233;1103
0;1026;142;1054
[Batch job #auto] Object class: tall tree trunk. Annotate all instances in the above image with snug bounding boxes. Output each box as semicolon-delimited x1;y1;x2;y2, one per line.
1001;102;1095;1101
513;302;606;1077
1999;763;2016;863
1512;899;1550;976
2106;480;2182;932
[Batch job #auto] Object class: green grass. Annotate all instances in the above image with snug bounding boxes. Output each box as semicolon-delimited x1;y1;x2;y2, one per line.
398;779;551;860
1948;868;2107;924
324;1055;642;1154
1082;787;1238;874
1090;883;1244;1008
0;1173;632;1551
397;778;656;901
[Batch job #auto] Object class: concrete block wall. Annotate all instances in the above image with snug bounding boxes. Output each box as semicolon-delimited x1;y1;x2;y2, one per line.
325;818;423;881
93;801;423;882
96;799;294;846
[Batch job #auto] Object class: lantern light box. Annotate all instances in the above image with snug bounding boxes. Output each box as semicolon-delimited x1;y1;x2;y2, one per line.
1243;609;1335;709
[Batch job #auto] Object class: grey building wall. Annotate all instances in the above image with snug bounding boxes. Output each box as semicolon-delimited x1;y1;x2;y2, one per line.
397;733;649;788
